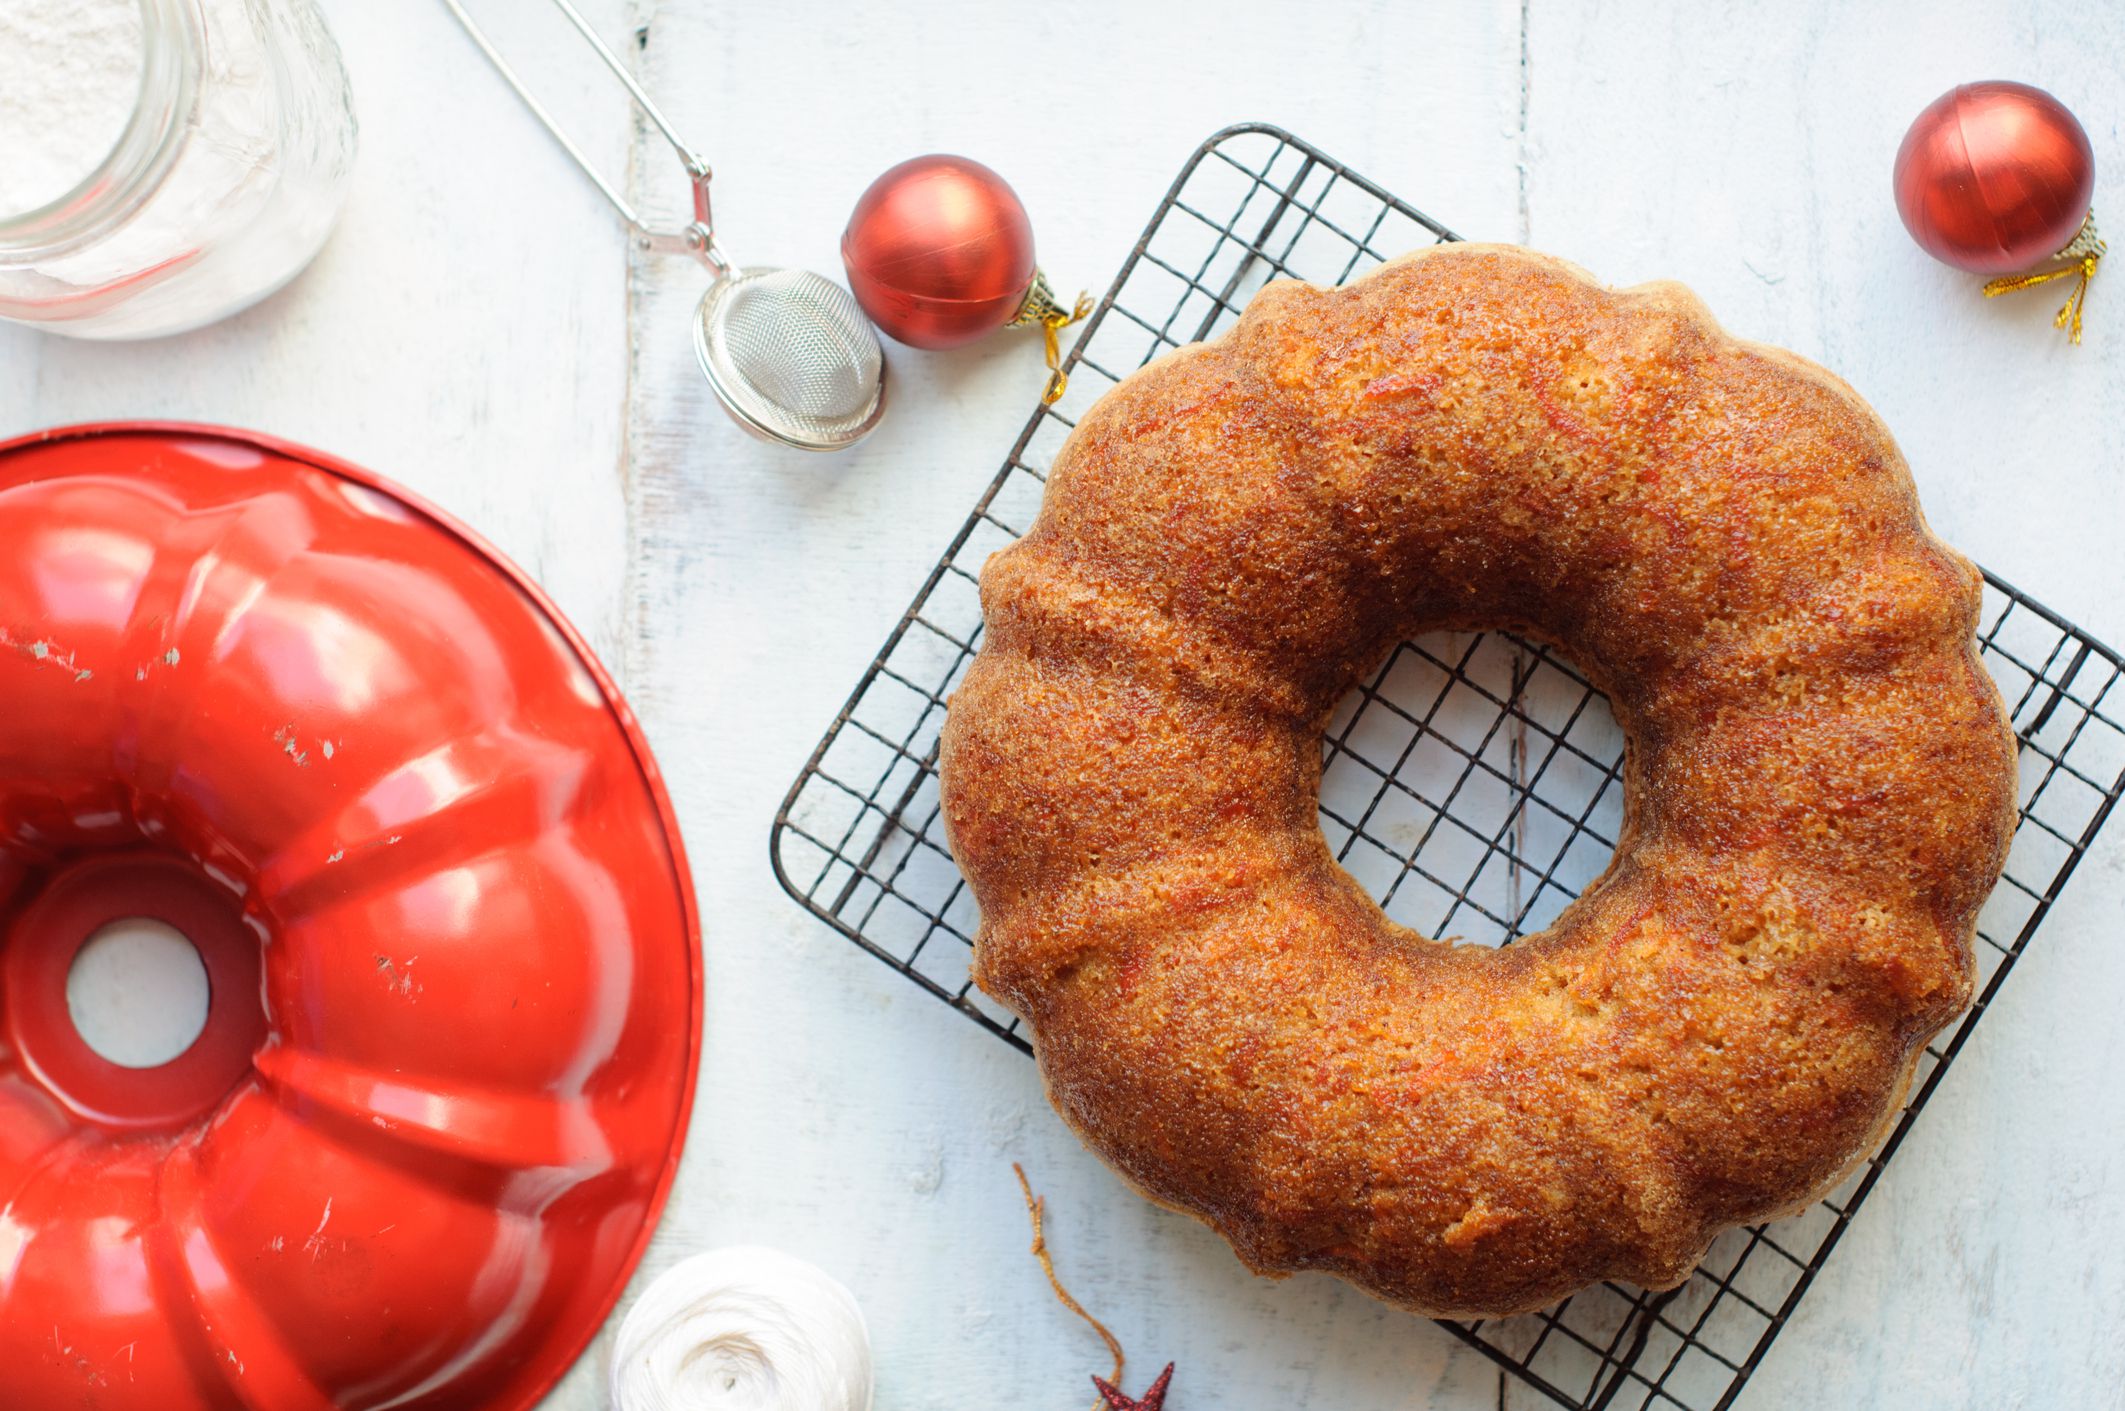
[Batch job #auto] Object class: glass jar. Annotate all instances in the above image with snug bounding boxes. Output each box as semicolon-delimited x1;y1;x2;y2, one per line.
0;0;358;340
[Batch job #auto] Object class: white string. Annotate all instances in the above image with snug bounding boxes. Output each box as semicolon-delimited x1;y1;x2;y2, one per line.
609;1247;874;1411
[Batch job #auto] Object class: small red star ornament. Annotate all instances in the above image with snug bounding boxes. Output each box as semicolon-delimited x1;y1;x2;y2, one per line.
1092;1362;1174;1411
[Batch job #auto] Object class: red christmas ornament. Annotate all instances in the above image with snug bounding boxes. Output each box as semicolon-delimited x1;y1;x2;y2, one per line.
843;155;1033;349
1894;81;2105;341
1895;81;2093;273
843;155;1088;399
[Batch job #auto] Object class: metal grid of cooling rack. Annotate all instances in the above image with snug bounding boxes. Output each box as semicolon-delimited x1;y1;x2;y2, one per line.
770;123;2125;1411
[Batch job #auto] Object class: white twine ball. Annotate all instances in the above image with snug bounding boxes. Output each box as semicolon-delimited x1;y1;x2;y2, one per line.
609;1247;874;1411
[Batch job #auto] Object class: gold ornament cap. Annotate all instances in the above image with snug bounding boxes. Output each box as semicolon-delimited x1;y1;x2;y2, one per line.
1010;271;1094;403
1983;210;2105;343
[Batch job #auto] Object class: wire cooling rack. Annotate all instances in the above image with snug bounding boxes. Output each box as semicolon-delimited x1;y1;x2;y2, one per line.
770;124;2125;1410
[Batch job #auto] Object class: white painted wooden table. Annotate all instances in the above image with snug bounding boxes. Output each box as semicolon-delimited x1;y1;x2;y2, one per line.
6;2;2123;1406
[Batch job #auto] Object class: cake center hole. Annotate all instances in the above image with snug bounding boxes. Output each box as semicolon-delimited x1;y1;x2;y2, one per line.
65;918;210;1068
1318;633;1627;947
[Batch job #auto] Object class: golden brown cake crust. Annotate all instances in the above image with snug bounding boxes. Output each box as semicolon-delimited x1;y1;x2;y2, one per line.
937;246;2019;1317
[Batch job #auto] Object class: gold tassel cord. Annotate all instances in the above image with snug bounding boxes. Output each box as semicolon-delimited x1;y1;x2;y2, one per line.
1015;1163;1124;1411
1010;272;1096;404
1983;210;2105;344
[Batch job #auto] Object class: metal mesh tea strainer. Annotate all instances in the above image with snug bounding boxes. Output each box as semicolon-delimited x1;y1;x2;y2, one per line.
441;0;886;451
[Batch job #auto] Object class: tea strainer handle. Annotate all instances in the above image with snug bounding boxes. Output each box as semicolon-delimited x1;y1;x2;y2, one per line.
438;0;732;277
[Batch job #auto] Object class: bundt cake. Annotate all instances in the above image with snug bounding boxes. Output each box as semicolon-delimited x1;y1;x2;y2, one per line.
938;246;2019;1317
0;425;699;1409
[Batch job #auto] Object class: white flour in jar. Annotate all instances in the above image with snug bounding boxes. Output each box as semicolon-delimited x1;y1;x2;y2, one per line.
0;0;146;217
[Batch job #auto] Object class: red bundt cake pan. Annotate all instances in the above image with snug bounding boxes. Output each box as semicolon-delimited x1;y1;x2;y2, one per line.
0;424;701;1410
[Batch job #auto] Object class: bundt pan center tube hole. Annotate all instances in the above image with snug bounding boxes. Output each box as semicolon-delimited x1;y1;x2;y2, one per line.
67;916;212;1071
6;852;264;1131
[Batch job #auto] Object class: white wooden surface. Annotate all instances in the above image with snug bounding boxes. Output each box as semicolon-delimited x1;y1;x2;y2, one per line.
5;1;2124;1406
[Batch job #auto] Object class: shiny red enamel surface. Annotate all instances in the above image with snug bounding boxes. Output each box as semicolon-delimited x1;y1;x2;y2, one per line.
0;425;701;1410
